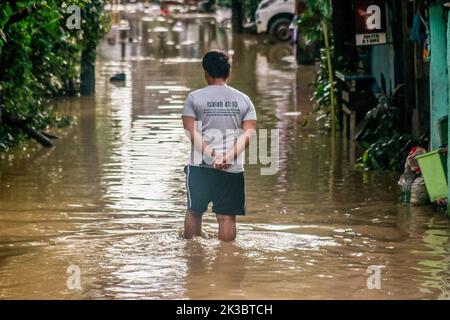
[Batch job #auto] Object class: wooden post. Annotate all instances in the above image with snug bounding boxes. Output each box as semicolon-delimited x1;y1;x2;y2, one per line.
80;0;104;95
80;48;96;95
231;0;243;34
343;109;348;138
350;110;356;140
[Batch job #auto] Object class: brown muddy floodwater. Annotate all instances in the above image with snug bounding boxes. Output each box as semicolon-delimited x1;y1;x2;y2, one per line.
1;11;450;300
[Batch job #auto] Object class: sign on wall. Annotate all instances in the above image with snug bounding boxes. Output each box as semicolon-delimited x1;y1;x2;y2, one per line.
354;0;387;46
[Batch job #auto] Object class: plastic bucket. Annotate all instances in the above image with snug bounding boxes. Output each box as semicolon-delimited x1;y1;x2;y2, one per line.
416;149;448;202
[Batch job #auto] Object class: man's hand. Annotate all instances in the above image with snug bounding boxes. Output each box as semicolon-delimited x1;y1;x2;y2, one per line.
213;152;232;171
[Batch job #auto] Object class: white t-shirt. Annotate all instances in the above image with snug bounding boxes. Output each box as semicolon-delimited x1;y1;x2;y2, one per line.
182;85;257;173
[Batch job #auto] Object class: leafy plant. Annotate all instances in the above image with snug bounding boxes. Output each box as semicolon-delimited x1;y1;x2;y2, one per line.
298;1;329;43
296;0;338;129
355;133;413;171
355;82;415;171
0;1;108;151
310;47;337;110
355;84;404;142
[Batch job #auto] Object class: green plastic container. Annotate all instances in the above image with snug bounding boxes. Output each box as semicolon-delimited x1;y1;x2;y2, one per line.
416;149;448;202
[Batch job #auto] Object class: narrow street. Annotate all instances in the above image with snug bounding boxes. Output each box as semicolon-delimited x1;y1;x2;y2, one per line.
1;11;450;300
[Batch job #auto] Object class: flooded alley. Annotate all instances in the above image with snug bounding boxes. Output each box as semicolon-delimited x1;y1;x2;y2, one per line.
1;9;450;300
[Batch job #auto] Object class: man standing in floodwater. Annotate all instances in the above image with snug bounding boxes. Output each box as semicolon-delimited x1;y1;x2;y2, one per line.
182;50;257;242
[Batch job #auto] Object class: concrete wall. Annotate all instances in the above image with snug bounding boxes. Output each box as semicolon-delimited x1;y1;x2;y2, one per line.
447;12;450;206
429;4;450;208
429;5;448;150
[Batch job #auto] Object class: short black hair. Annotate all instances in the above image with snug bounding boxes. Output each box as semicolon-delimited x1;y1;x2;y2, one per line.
202;50;231;79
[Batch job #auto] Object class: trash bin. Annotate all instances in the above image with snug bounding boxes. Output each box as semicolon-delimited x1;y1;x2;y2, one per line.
416;149;448;202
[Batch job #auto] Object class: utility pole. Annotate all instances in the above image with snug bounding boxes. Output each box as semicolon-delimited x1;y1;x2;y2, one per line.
80;0;104;95
231;0;243;34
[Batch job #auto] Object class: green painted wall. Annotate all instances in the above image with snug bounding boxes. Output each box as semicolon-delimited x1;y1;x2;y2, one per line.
429;5;448;150
447;14;450;209
429;4;450;209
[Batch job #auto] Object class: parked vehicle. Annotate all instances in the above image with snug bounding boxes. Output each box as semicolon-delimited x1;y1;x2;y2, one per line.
255;0;295;42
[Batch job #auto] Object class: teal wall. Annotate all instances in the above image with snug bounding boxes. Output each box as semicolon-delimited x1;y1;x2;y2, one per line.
429;4;450;208
429;5;449;150
447;13;450;207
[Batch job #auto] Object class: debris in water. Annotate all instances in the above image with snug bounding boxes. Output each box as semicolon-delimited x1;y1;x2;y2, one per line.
110;73;126;82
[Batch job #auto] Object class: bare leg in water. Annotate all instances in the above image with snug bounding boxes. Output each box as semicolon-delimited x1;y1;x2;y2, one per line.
184;209;202;239
184;210;236;242
216;214;236;242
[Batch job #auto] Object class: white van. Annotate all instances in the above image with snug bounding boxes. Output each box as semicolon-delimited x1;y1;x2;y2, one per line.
255;0;295;41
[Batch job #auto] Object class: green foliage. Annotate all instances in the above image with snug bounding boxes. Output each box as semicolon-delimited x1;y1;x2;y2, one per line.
298;1;335;115
310;47;336;111
304;0;332;23
0;1;108;151
295;7;322;43
355;84;413;171
0;125;27;151
355;134;412;171
217;0;232;7
241;0;260;20
81;0;109;55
